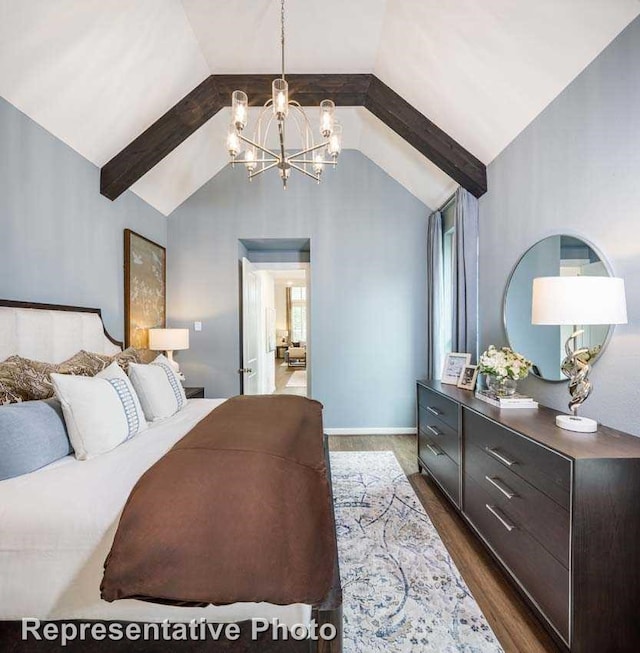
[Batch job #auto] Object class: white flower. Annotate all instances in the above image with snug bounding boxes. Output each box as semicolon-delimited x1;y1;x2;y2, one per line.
478;344;532;380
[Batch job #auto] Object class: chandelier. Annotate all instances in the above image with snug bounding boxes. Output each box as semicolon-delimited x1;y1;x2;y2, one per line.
226;0;342;189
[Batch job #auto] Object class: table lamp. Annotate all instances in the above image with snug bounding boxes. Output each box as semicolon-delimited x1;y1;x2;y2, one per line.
531;276;627;432
148;328;190;378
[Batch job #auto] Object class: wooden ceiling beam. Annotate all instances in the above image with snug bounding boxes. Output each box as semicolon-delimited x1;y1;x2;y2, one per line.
100;76;222;201
213;74;372;107
365;76;487;198
100;73;487;202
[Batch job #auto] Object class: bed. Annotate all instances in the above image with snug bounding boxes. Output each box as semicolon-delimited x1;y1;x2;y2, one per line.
0;300;342;652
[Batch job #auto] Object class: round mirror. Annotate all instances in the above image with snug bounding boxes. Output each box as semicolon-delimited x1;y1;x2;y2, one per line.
504;235;612;381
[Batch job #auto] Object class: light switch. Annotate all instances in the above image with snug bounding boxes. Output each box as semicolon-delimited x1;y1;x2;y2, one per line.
194;321;202;332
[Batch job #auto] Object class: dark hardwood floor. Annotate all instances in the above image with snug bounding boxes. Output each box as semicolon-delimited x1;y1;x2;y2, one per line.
327;434;561;653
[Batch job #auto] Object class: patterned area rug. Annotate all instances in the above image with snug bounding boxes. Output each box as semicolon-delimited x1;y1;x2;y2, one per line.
329;451;503;653
285;370;307;387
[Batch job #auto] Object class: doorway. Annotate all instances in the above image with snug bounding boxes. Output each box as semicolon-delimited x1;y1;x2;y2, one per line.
239;240;310;397
272;269;308;397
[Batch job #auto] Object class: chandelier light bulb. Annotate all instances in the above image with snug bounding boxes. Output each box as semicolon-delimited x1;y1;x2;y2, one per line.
226;125;241;158
244;147;257;173
319;100;335;138
232;91;248;131
313;154;324;176
279;164;291;189
272;79;289;120
328;123;342;158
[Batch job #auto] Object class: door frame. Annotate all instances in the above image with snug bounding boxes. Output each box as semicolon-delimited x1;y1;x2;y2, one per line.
244;261;311;396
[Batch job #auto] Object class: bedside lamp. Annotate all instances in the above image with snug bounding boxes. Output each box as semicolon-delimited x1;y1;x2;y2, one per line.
532;276;627;432
148;328;190;377
277;329;289;344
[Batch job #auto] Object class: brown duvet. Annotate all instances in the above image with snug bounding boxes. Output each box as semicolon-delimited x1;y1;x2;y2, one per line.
101;395;337;607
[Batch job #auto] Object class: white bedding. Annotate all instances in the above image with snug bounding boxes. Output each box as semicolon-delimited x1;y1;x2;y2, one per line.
0;399;311;626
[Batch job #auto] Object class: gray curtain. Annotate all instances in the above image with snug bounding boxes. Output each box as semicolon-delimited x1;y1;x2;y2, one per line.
453;187;479;360
426;210;444;379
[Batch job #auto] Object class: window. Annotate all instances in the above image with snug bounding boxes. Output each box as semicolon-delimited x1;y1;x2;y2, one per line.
289;286;307;343
290;287;306;301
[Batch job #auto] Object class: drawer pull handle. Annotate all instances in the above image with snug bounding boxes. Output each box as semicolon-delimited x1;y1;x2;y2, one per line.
486;504;516;532
485;475;516;500
426;406;442;416
426;444;443;457
485;447;517;467
427;425;442;436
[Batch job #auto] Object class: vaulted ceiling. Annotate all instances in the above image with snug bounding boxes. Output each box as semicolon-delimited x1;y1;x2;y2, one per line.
1;0;638;215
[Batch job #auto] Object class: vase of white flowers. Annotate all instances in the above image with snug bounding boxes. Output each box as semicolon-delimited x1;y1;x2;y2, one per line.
478;345;533;396
486;375;518;396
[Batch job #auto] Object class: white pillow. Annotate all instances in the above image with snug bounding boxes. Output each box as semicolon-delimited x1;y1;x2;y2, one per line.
128;354;187;421
51;362;147;460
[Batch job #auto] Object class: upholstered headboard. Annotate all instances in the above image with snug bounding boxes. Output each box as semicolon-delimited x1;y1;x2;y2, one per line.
0;300;122;364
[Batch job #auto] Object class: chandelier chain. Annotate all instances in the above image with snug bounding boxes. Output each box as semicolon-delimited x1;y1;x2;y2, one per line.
280;0;285;80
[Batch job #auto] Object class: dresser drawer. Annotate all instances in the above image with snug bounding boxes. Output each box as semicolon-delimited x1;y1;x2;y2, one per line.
418;431;460;507
463;408;571;510
417;385;459;432
464;473;570;642
418;405;459;464
465;442;569;567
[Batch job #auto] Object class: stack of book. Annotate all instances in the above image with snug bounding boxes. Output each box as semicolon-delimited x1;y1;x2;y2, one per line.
474;389;538;409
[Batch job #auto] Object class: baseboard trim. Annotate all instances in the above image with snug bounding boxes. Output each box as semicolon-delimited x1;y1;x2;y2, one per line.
325;427;417;436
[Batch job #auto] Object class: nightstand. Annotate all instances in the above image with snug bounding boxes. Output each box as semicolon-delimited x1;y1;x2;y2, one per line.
183;386;205;399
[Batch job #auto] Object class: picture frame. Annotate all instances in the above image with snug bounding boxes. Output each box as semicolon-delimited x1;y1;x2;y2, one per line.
124;229;166;349
441;352;472;385
457;364;479;391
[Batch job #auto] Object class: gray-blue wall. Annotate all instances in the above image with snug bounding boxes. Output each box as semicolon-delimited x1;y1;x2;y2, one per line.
167;151;429;429
0;97;166;341
479;17;640;435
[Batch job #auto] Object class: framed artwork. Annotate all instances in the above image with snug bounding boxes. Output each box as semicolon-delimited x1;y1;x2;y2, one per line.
124;230;166;349
266;307;276;352
441;352;472;385
457;364;479;391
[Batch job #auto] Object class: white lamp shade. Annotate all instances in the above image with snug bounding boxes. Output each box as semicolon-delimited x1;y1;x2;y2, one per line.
148;328;190;351
532;276;627;325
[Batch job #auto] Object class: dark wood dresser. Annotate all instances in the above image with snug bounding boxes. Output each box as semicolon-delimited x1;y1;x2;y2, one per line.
417;379;640;653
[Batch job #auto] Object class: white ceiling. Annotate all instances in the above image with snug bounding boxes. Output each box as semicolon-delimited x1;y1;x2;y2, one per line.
1;0;638;215
0;0;209;165
181;0;389;74
374;0;640;163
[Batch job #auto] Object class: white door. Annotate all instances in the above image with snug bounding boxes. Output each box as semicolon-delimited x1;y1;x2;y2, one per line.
241;257;259;395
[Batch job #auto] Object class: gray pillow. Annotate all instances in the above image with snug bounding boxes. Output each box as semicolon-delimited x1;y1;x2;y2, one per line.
0;399;73;481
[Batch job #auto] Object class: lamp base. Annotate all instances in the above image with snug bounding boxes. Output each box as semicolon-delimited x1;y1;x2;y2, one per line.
556;414;597;433
164;351;185;381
